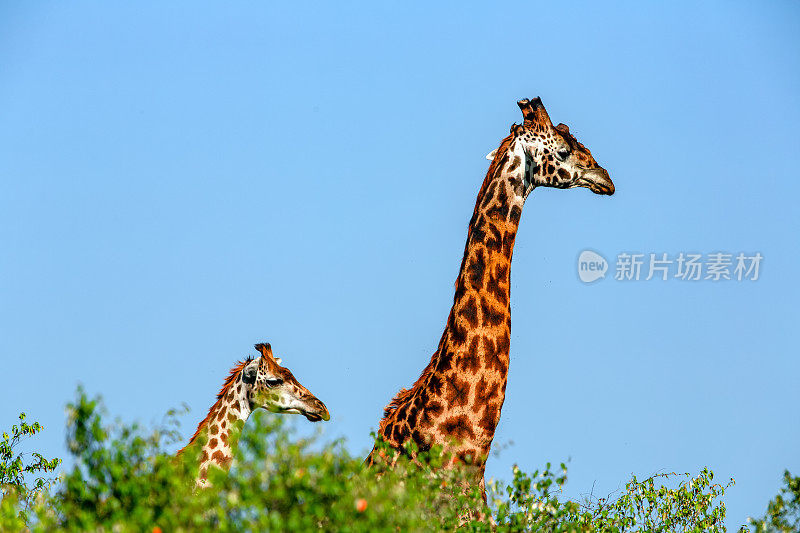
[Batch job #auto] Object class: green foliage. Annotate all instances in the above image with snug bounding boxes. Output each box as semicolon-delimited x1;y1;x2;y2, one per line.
42;386;199;531
485;463;734;532
0;387;769;532
0;412;61;525
16;388;486;532
748;471;800;532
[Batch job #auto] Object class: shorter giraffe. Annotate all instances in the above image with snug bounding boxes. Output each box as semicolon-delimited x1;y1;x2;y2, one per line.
178;342;329;485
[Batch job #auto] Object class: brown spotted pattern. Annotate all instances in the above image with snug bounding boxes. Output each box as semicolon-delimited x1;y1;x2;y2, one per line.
367;97;614;496
177;343;330;486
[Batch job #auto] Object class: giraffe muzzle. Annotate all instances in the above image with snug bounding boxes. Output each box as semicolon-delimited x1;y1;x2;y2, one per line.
577;168;614;196
301;398;330;422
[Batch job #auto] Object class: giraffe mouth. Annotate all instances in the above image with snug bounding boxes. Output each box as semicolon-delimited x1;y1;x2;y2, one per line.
281;402;330;422
301;407;330;422
575;168;614;195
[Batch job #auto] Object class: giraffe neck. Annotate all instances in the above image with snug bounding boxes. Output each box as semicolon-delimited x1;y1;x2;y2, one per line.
377;134;528;465
180;366;252;485
432;136;525;443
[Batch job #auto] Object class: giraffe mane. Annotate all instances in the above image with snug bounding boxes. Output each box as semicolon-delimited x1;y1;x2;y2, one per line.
380;387;413;421
475;132;515;219
378;315;455;435
178;357;252;454
215;356;253;401
458;132;515;285
378;391;410;437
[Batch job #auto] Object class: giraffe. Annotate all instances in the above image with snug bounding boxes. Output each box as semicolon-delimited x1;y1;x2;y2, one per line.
178;342;329;486
367;97;614;497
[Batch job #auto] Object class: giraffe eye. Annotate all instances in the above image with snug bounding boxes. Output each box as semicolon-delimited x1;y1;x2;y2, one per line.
265;378;283;388
556;148;571;161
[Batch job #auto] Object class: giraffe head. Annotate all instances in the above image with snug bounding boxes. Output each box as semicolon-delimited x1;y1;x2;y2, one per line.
243;343;330;422
487;97;614;197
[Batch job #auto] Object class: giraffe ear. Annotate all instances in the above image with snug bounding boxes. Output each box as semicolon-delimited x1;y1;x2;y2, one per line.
274;357;282;365
486;148;497;161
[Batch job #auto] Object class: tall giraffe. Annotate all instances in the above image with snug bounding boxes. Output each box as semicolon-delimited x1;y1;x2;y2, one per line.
368;98;614;495
178;342;329;485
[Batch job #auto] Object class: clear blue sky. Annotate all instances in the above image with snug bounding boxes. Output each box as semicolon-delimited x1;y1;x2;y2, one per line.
2;2;798;528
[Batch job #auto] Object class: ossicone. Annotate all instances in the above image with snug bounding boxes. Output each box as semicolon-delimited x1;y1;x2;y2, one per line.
517;96;547;125
254;342;273;358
